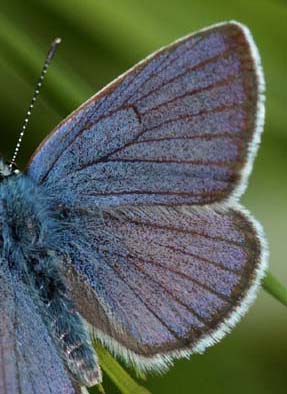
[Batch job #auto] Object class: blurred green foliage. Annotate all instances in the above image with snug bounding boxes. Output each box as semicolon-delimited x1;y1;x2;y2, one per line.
0;1;286;393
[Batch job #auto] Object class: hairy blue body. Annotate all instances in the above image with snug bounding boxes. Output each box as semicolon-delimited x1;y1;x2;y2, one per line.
0;162;100;387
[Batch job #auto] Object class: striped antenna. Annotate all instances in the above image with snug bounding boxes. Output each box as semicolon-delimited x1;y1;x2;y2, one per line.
9;37;62;171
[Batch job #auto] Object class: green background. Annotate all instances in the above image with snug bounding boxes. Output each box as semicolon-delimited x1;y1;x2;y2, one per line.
0;1;286;393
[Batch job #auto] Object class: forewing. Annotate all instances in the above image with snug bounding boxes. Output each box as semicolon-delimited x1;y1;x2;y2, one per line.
62;205;266;370
0;269;77;394
28;22;264;207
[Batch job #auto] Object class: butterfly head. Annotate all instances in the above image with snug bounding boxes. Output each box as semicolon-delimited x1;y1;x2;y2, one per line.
0;158;20;182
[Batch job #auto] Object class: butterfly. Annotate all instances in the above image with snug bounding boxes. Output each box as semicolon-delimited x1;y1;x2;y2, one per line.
0;21;268;393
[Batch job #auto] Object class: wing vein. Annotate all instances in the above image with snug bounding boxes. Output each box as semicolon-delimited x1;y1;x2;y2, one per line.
140;73;243;116
130;255;231;302
122;254;218;324
152;241;241;275
122;34;206;106
117;218;245;247
132;46;241;106
99;254;205;341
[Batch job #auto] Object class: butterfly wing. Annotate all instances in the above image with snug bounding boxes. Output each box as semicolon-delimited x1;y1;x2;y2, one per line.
27;21;264;207
0;269;78;394
26;22;267;371
61;204;266;370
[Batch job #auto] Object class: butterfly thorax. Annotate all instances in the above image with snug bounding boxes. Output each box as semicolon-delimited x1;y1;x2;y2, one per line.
0;165;58;264
0;162;101;386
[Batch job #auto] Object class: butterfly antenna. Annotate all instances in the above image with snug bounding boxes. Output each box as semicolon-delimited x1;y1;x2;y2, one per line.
9;37;62;171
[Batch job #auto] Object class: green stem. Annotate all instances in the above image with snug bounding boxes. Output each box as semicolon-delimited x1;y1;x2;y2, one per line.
263;271;287;307
94;384;106;394
94;343;151;394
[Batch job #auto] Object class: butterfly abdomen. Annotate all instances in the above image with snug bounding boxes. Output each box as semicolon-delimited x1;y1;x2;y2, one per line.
0;171;101;387
37;257;102;386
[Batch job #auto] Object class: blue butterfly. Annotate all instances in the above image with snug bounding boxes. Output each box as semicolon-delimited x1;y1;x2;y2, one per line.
0;21;268;393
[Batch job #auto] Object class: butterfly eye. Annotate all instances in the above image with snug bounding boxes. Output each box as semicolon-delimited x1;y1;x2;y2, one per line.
0;165;10;180
9;163;20;177
0;161;19;181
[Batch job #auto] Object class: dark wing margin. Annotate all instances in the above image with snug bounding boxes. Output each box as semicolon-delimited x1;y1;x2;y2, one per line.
0;270;77;394
27;21;265;208
62;204;267;372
